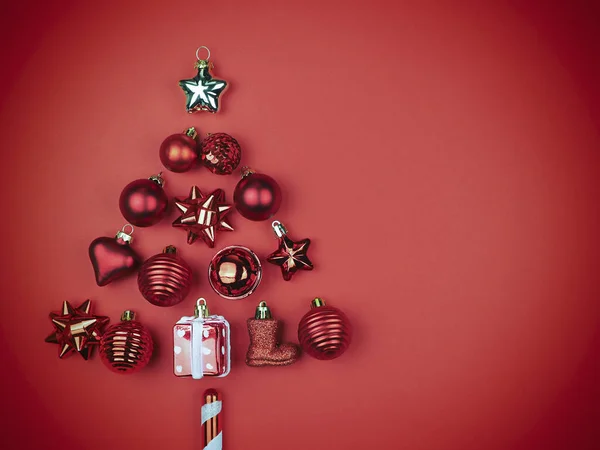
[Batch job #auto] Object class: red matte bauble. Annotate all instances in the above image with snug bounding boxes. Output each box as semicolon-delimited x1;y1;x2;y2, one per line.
88;227;141;286
100;312;153;374
159;129;199;173
199;133;241;175
138;246;192;307
119;177;168;227
208;246;262;300
234;171;282;221
298;298;351;360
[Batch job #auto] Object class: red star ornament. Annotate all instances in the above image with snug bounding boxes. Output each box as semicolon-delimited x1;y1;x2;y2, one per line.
267;221;313;281
172;186;234;247
45;300;109;360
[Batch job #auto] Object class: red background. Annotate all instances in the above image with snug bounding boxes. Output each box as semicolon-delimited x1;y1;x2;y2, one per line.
1;1;599;449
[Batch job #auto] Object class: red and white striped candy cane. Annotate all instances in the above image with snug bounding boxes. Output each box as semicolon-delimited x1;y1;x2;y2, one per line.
202;389;222;450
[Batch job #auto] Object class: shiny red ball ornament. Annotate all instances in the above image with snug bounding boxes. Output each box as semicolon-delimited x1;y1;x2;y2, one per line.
119;173;168;227
88;225;141;286
138;246;192;307
159;127;199;173
208;246;262;300
199;133;241;175
298;298;351;360
100;311;153;374
233;167;282;221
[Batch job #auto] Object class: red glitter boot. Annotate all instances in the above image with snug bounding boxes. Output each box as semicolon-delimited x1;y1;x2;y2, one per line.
245;301;300;367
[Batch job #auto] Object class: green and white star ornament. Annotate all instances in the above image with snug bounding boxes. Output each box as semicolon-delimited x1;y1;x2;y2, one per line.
179;46;228;114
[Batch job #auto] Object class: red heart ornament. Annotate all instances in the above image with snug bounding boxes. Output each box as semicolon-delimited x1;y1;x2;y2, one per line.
89;226;141;286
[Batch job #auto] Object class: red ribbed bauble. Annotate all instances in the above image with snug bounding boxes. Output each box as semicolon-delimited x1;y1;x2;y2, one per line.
138;246;192;307
208;246;262;300
298;298;352;360
159;127;199;173
100;311;153;374
199;133;241;175
233;167;282;221
119;173;168;227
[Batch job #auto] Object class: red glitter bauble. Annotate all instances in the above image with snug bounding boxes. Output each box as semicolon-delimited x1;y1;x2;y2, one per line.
100;311;153;374
138;246;192;307
159;128;199;173
298;298;351;360
208;246;262;300
199;133;241;175
119;174;168;227
233;169;282;221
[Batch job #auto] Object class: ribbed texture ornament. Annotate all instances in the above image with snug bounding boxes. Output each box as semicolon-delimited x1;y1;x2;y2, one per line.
138;246;192;307
100;311;153;374
298;298;352;360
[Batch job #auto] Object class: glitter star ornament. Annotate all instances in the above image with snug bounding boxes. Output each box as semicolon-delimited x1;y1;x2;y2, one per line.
45;300;109;360
179;46;228;114
173;186;234;248
267;221;314;281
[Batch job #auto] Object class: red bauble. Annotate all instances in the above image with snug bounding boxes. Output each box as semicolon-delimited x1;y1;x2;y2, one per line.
208;246;262;300
199;133;241;175
138;246;192;307
298;298;351;360
119;173;168;227
159;127;199;173
233;168;282;221
88;225;141;286
100;311;153;374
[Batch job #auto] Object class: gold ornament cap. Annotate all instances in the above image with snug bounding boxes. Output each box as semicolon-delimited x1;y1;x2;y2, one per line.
115;224;134;244
184;127;198;140
194;298;210;318
194;59;210;69
164;245;178;254
121;310;136;321
311;297;325;308
148;172;165;187
271;221;288;239
255;301;272;320
240;166;255;178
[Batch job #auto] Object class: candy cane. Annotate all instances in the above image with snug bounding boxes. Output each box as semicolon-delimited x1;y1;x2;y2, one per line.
202;389;222;450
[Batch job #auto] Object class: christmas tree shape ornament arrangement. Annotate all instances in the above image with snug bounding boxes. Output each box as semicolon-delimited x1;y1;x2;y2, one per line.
44;43;354;400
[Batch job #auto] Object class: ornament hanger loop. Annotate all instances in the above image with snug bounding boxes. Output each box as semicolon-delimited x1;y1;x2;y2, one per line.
196;46;210;61
122;224;135;235
197;298;207;306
